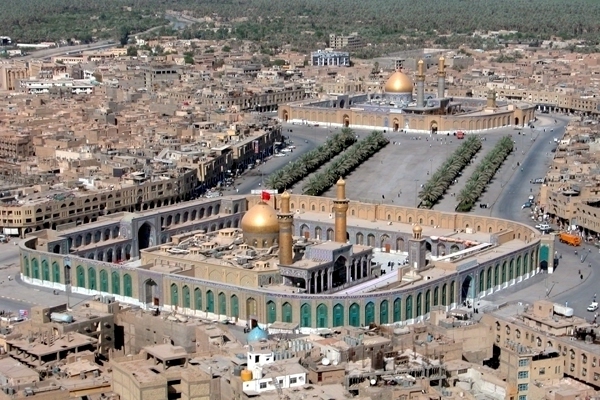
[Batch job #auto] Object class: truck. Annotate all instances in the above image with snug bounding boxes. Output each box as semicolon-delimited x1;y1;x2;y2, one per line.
559;232;581;246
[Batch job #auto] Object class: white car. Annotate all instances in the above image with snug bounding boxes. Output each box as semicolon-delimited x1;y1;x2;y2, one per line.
587;302;598;312
535;223;551;231
275;153;287;157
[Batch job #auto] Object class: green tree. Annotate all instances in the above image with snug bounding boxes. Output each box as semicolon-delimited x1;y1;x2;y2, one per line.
183;52;195;64
126;46;138;56
119;26;130;46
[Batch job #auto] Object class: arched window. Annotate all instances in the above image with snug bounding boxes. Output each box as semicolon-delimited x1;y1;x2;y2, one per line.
316;304;328;328
479;270;485;293
52;262;61;283
88;267;97;291
23;256;30;278
267;300;276;323
111;271;120;295
349;303;360;327
282;302;292;323
494;265;499;286
393;298;402;322
218;292;226;315
99;270;108;292
380;300;389;324
365;302;375;325
333;304;344;327
170;284;179;306
206;290;214;313
42;260;50;281
406;295;413;319
194;288;202;311
441;284;447;306
230;295;239;318
300;303;311;327
123;274;132;297
76;265;85;288
32;258;39;279
182;286;190;308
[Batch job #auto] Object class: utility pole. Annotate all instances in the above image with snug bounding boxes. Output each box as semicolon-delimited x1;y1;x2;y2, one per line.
414;179;420;208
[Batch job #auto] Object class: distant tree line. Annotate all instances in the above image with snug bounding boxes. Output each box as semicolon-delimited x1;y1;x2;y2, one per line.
3;0;600;50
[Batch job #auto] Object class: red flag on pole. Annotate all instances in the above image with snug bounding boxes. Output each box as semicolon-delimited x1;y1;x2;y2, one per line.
261;191;271;201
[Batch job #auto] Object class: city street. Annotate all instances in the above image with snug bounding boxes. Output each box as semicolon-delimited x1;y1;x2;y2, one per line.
482;114;600;320
0;242;89;315
221;123;334;196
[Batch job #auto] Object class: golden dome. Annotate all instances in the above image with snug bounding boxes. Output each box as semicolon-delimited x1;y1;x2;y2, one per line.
413;224;423;234
384;71;413;94
241;201;280;234
281;191;290;199
337;177;346;186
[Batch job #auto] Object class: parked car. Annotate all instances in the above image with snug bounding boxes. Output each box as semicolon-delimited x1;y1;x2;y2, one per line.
522;201;533;209
535;223;551;231
587;302;598;312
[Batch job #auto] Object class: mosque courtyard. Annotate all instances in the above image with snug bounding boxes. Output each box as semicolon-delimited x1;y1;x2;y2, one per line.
291;123;537;213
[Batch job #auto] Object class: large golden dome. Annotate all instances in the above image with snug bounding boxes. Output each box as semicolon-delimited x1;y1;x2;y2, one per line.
384;71;414;94
241;201;280;234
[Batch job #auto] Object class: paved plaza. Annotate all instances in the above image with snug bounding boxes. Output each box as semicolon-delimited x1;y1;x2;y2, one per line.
322;126;516;209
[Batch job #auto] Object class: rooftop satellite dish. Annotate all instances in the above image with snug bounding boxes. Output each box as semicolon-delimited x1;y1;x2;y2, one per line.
332;360;338;366
322;358;330;366
370;379;377;386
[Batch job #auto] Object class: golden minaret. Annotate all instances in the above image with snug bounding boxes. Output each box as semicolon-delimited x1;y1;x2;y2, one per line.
277;191;294;265
333;178;349;243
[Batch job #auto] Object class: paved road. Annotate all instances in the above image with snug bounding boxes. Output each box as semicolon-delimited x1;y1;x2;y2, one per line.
482;114;600;320
18;12;190;61
221;124;331;196
492;116;568;221
19;42;116;61
0;242;90;315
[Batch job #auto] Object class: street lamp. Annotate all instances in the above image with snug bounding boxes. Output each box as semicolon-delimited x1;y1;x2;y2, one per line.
414;179;420;208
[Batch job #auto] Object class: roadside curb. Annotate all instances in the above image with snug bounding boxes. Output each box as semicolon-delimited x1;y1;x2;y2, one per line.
549;266;594;300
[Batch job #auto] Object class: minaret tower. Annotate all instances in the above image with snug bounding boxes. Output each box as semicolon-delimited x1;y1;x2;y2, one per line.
416;59;425;107
437;56;446;99
277;191;294;265
408;225;427;271
333;178;349;243
486;89;497;109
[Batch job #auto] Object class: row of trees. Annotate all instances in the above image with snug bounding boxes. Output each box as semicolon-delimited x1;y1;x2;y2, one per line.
418;136;482;209
265;128;356;193
455;136;514;212
302;131;389;196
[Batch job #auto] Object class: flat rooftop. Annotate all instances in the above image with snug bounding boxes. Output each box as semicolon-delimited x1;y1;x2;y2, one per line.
7;332;97;357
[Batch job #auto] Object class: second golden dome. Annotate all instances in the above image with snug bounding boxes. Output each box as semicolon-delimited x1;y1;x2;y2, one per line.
384;70;414;94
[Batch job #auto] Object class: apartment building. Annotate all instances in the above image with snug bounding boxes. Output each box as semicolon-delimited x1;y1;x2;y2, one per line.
0;169;198;237
0;132;33;160
198;85;306;112
310;50;350;67
537;122;600;238
0;63;28;91
483;300;600;395
110;344;219;400
328;32;364;50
